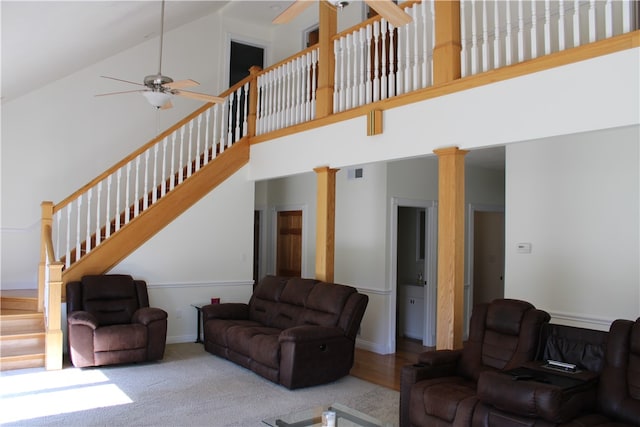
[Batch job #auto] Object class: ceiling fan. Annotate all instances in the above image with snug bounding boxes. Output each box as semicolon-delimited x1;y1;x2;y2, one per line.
273;0;412;27
96;0;223;109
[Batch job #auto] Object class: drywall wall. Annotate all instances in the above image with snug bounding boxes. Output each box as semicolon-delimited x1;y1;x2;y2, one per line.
505;125;640;330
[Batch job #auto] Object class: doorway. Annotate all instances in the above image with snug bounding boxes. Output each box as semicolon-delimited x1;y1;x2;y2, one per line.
276;210;303;277
229;40;264;86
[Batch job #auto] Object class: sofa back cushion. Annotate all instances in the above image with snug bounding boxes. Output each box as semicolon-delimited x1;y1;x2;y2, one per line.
539;323;607;373
271;278;319;329
249;275;288;325
73;275;143;326
301;282;356;327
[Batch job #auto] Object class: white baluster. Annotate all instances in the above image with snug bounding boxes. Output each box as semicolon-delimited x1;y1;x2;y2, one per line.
339;37;346;112
404;19;411;93
195;115;202;172
227;94;234;148
204;108;211;163
187;121;194;178
396;20;405;93
143;150;150;210
346;33;353;110
161;137;168;197
482;0;489;71
544;0;552;55
559;0;566;50
243;82;250;136
421;1;429;88
366;24;373;103
494;0;502;69
461;0;469;77
95;182;102;246
115;169;121;232
212;104;219;159
622;0;632;33
573;0;581;48
86;189;92;254
588;0;596;43
284;62;291;127
55;210;61;260
76;195;82;263
352;30;360;107
292;59;300;125
125;162;132;223
152;144;158;204
134;155;140;217
311;49;317;119
411;6;420;89
530;0;538;59
471;0;479;74
178;127;185;184
380;20;388;100
235;87;242;142
105;175;112;238
374;21;381;102
505;0;513;65
66;205;71;268
170;133;177;190
517;0;525;62
604;0;612;38
388;24;396;97
302;54;310;121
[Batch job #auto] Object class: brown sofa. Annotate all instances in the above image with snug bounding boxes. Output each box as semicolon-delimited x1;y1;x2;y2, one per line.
66;274;168;368
475;318;640;427
399;298;551;427
201;275;368;389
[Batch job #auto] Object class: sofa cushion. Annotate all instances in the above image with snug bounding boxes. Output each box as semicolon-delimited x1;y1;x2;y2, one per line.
205;319;262;347
279;278;319;305
410;377;478;424
81;275;139;325
250;333;281;369
94;324;146;352
301;282;356;327
226;325;282;359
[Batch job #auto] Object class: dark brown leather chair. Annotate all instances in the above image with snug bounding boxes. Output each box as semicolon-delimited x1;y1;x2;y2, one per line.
400;299;550;427
560;318;640;427
66;274;168;368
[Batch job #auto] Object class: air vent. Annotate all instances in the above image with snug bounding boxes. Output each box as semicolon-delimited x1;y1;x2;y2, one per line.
348;168;364;180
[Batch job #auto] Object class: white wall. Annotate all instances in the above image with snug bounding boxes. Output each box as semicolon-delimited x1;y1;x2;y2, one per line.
505;126;640;330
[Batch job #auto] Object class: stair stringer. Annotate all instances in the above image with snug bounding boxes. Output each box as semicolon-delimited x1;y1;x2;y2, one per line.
61;138;250;284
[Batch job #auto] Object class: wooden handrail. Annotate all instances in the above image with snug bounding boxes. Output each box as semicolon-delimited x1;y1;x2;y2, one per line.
54;71;258;215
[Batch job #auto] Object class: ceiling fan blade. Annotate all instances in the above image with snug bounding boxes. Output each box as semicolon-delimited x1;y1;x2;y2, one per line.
173;90;225;104
273;0;314;24
95;89;145;97
100;75;145;87
164;79;200;90
365;0;412;27
161;100;173;110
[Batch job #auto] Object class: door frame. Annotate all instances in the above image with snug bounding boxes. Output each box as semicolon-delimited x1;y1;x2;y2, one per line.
269;204;309;277
465;203;505;337
389;197;438;352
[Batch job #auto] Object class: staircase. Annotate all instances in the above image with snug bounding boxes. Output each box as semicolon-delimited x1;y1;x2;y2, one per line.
0;290;46;371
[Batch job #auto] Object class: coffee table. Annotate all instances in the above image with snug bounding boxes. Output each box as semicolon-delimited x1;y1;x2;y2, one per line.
262;403;391;427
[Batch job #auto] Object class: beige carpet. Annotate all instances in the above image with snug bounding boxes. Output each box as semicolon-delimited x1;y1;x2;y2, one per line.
0;343;399;426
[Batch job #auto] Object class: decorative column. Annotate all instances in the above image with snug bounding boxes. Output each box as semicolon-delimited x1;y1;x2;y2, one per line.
434;147;468;350
433;1;462;85
315;1;337;119
314;166;339;282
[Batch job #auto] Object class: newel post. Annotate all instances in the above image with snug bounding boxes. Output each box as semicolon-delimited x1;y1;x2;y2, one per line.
38;201;54;313
45;261;64;370
434;147;468;350
247;65;262;138
315;1;337;119
433;0;462;85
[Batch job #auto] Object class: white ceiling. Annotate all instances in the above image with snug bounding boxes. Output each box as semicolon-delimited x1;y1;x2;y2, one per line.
0;0;298;103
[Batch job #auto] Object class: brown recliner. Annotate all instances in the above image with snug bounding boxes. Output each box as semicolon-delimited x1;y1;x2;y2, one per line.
400;298;550;427
560;317;640;427
66;274;168;368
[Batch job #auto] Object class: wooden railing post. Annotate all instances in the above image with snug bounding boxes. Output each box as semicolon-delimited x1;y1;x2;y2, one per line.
45;261;64;370
433;0;462;85
38;201;54;313
316;1;337;118
247;65;262;138
434;146;468;350
314;166;339;282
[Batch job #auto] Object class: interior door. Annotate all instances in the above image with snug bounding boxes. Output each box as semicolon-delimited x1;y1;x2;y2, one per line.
276;210;302;277
472;211;505;305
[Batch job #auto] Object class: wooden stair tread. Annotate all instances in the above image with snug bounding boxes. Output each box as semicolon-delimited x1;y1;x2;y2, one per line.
0;353;46;371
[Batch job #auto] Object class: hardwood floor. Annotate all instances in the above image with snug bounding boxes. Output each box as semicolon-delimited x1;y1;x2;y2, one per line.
350;338;433;391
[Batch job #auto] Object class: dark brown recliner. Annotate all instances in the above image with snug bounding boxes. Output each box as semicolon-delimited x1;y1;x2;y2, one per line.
66;274;168;368
400;299;550;427
560;317;640;427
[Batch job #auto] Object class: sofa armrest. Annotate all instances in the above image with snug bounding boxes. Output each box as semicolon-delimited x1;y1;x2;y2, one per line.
418;349;463;367
201;303;249;322
279;325;344;343
68;311;99;329
132;307;168;326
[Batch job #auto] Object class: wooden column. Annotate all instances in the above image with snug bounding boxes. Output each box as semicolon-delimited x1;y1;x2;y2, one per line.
315;1;337;119
38;201;54;313
433;0;461;85
45;261;64;370
314;166;339;282
434;147;468;350
246;65;262;138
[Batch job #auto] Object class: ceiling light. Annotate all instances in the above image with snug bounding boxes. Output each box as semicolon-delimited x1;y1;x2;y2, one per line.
332;0;349;9
142;91;172;109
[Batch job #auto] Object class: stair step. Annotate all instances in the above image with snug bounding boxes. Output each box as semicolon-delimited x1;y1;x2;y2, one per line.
0;353;46;371
0;313;45;335
0;332;46;357
1;289;38;311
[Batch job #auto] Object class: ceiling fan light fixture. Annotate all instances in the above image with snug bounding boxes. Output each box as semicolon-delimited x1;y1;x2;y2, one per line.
142;90;173;109
332;0;349;9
